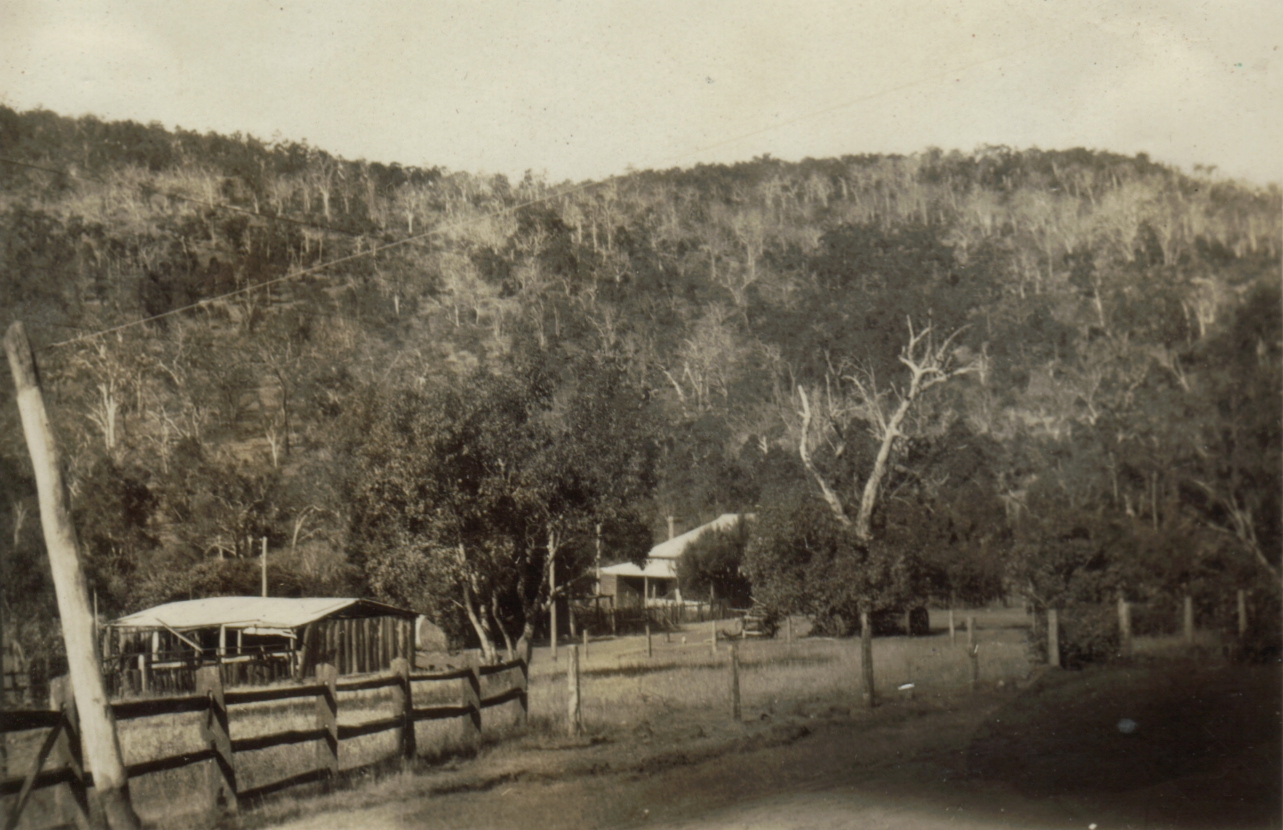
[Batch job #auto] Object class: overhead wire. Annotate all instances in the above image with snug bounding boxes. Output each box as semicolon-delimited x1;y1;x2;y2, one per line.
3;31;1057;354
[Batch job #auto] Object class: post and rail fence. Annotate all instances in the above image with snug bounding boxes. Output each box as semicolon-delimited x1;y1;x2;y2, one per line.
0;657;527;829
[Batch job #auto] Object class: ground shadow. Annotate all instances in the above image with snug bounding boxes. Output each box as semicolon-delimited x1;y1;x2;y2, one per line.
965;657;1281;828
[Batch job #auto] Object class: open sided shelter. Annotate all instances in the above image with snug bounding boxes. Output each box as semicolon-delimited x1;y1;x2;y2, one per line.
105;596;416;694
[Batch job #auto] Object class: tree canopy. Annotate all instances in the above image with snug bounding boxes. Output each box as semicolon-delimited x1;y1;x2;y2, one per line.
1;105;1279;663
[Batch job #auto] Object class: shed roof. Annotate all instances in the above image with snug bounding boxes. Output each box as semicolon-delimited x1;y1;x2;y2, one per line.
109;597;414;631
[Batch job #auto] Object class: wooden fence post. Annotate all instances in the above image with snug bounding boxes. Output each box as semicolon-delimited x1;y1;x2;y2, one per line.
1118;596;1133;658
785;615;793;651
51;676;91;830
1238;590;1248;640
566;644;582;737
391;657;415;762
460;654;481;746
1183;595;1195;644
5;323;140;830
196;665;238;815
518;655;530;725
729;642;741;722
948;608;956;645
314;663;338;787
968;645;980;690
346;619;357;676
1047;609;1061;668
709;593;718;657
860;610;875;708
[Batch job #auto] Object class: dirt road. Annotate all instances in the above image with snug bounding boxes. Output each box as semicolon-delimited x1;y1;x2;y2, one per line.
262;658;1279;830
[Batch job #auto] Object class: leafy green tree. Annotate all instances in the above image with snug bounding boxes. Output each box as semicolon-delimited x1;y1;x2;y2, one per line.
745;494;912;635
1180;282;1282;587
342;356;657;661
158;439;284;561
72;458;157;617
882;423;1011;606
677;516;753;608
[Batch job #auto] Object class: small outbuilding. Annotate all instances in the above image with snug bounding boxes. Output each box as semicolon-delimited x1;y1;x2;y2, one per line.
105;596;417;694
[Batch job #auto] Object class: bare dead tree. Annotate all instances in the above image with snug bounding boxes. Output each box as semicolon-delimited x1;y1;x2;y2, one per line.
798;319;977;542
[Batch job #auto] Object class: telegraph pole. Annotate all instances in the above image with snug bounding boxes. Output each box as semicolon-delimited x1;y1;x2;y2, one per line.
6;323;141;829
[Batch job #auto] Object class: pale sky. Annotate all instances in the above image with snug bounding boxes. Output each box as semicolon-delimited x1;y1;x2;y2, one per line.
1;1;1280;184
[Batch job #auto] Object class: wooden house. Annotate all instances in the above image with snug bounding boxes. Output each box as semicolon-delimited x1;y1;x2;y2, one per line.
598;513;748;608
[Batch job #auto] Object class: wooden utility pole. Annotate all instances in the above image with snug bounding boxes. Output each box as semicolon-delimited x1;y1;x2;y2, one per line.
5;323;142;830
261;537;268;597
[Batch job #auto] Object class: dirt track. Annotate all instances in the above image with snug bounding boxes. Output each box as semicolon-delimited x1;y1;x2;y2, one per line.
263;657;1280;830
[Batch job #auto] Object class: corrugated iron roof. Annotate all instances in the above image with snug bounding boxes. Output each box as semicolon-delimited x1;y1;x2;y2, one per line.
600;513;752;580
109;597;414;631
643;513;750;560
600;558;678;579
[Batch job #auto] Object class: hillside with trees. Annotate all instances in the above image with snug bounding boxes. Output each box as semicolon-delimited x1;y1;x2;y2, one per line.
2;106;1279;667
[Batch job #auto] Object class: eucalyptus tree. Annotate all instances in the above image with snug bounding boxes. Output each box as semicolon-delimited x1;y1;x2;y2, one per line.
342;354;656;661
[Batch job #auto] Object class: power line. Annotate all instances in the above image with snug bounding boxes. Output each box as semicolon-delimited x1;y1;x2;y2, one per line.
8;34;1060;352
43;180;603;350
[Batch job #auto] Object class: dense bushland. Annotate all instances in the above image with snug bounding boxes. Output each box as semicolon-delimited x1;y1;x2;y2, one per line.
1;106;1279;665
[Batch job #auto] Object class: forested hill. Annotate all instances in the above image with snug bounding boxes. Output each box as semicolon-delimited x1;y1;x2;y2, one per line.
2;106;1279;655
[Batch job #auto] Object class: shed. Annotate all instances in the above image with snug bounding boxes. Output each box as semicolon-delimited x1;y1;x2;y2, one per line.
105;596;416;694
599;513;748;608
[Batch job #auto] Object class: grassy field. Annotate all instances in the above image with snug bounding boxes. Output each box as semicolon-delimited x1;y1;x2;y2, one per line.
525;608;1032;735
3;609;1034;828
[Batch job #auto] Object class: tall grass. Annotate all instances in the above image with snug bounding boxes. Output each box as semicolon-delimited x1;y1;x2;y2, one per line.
3;614;1032;827
527;621;1031;734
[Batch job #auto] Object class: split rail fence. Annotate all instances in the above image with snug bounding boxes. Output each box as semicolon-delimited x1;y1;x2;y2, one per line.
0;657;527;830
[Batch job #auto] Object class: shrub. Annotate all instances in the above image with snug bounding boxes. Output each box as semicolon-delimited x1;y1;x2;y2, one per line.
1027;602;1120;668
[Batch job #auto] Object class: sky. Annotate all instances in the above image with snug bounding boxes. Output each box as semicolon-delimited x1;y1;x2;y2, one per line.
1;1;1280;185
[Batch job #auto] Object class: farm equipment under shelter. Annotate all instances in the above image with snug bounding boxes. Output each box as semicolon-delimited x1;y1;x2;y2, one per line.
104;596;416;695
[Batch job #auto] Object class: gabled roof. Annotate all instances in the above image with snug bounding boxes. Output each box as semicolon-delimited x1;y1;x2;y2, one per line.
109;597;415;631
644;513;749;560
600;513;752;579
